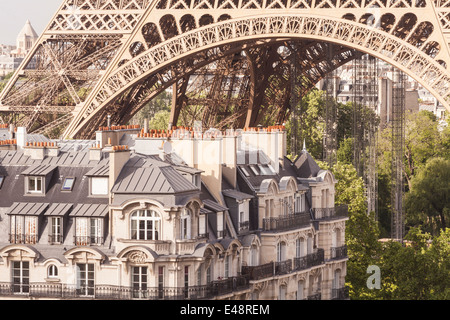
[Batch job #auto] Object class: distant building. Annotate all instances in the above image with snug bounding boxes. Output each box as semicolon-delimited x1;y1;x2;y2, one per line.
0;20;38;77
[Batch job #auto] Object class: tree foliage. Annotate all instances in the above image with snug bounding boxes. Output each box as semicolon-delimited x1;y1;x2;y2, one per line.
404;157;450;235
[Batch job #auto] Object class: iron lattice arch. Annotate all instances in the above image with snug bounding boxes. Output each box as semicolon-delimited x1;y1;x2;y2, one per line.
1;0;450;138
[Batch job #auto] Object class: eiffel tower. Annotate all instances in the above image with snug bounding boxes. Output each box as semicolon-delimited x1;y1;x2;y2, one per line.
1;0;450;139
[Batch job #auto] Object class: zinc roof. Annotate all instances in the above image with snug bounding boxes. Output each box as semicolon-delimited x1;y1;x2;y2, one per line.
6;202;49;216
21;164;57;176
112;155;198;194
69;203;109;217
44;203;73;216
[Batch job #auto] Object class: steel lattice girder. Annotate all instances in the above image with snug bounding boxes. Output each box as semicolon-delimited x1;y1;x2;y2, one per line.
1;0;450;138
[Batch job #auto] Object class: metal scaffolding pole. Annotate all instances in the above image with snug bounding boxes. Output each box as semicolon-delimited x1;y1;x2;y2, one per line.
324;43;338;166
352;53;379;216
391;69;406;241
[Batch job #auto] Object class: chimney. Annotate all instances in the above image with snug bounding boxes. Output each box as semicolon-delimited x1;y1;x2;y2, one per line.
222;129;237;188
241;128;280;173
89;143;103;161
196;133;223;203
16;127;27;149
108;145;130;193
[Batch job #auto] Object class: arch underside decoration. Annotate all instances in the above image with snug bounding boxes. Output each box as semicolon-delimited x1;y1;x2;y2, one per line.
1;0;450;138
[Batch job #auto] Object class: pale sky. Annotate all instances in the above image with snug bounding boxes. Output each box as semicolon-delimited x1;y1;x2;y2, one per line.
0;0;63;45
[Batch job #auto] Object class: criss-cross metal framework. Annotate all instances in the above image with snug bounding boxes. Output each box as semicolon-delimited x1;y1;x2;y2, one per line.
2;0;450;138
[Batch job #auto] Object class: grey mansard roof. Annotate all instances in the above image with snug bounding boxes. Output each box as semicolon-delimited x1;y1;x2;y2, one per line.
111;155;199;194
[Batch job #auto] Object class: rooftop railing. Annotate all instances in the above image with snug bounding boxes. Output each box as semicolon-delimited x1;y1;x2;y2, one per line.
313;205;348;220
242;252;326;281
262;212;311;232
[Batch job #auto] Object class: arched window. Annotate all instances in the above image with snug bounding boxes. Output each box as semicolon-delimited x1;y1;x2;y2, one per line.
296;238;306;257
47;264;58;278
297;280;304;300
130;210;161;240
250;245;259;266
277;241;286;262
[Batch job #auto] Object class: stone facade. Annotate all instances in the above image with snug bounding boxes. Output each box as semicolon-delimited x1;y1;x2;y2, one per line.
0;125;348;300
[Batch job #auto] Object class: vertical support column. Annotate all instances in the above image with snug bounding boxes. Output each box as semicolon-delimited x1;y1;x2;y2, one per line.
390;69;405;241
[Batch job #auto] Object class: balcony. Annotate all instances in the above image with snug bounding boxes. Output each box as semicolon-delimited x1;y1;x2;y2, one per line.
242;262;274;281
239;221;249;232
48;234;63;244
307;293;321;300
262;212;310;232
331;286;349;300
8;233;37;244
293;249;325;271
74;236;103;246
0;276;250;300
274;259;292;275
313;205;348;221
330;245;348;260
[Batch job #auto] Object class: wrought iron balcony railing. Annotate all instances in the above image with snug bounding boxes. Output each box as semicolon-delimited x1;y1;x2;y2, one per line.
262;212;310;232
8;233;37;244
293;249;325;271
74;235;104;246
330;245;348;260
48;234;63;244
307;293;321;300
239;221;249;232
242;262;274;281
313;205;348;220
0;276;250;300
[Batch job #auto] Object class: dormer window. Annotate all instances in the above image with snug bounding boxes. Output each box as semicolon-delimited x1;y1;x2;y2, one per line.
22;165;56;195
90;177;108;196
27;176;43;194
192;174;200;189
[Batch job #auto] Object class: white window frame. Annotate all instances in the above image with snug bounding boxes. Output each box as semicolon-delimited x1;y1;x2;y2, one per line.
198;214;206;237
217;211;224;237
76;263;95;296
50;216;62;243
27;176;43;194
130;209;161;240
180;208;192;240
297;281;305;300
90;177;109;196
277;242;286;262
75;217;103;245
12;261;29;294
131;266;148;299
47;264;58;278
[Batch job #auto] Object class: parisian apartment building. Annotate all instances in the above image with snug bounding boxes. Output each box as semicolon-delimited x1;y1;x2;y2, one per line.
0;123;349;300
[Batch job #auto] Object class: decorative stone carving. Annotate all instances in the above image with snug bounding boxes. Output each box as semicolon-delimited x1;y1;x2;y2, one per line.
127;250;147;264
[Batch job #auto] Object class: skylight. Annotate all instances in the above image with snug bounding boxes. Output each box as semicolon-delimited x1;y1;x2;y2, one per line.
62;177;75;191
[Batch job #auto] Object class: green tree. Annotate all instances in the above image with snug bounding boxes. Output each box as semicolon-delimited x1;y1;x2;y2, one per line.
404;157;450;235
286;88;325;159
148;110;170;131
404;110;443;189
375;228;450;300
0;72;14;94
131;89;172;125
319;161;382;300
